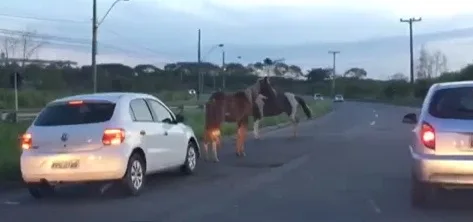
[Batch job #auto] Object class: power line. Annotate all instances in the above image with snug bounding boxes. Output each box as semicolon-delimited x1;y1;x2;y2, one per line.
0;28;167;59
400;17;422;84
0;13;88;24
0;13;170;57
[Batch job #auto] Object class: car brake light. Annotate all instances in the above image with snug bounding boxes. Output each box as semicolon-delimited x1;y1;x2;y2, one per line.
102;128;125;146
20;133;32;150
68;100;83;105
420;122;435;150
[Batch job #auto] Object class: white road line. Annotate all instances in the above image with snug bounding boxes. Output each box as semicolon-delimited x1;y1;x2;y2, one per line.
368;199;381;214
375;114;378;118
3;201;20;205
370;121;376;126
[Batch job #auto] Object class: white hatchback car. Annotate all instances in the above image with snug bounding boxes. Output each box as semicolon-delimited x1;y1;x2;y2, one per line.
20;92;200;198
403;81;473;207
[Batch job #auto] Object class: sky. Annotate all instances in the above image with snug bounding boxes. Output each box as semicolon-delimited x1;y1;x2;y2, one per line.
1;0;473;79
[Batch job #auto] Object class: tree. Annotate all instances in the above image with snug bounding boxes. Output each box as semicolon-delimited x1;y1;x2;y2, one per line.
416;46;448;79
2;35;19;62
19;30;46;67
307;68;330;82
389;73;408;81
432;50;448;77
344;67;367;79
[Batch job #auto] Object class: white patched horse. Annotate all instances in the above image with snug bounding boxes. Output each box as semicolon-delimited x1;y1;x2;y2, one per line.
252;77;312;139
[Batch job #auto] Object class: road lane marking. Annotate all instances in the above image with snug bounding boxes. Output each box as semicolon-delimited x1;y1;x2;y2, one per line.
370;121;376;126
165;155;310;222
3;201;19;205
368;199;381;214
375;114;378;118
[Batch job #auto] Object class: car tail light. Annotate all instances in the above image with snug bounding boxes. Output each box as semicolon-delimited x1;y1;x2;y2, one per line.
68;100;84;105
20;133;32;150
102;128;125;146
420;122;435;150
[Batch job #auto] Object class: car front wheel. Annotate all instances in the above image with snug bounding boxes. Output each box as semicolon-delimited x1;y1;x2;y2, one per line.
181;141;197;175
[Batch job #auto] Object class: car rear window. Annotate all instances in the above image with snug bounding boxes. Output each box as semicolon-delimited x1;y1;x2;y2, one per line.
34;101;116;126
429;86;473;120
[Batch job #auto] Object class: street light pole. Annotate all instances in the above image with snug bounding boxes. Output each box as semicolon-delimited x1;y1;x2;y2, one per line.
200;43;224;93
328;50;340;97
91;0;129;93
92;0;98;93
221;50;226;90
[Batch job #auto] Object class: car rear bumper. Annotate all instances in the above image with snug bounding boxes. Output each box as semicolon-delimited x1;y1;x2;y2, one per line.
411;146;473;186
20;148;128;183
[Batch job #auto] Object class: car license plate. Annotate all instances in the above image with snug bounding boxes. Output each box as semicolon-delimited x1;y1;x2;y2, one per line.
51;160;79;169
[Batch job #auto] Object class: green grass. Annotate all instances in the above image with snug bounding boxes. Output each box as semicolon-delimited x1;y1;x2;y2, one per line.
351;96;423;108
0;101;332;181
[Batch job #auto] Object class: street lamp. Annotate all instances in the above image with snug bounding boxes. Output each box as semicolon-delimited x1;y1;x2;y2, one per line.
200;43;224;93
92;0;129;93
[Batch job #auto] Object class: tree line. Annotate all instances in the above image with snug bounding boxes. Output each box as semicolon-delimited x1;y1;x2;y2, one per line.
0;29;471;109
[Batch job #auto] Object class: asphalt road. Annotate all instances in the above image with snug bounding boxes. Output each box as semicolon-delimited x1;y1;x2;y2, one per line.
2;102;473;222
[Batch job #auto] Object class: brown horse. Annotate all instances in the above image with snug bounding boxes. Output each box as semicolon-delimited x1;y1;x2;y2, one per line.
252;77;312;139
203;90;253;162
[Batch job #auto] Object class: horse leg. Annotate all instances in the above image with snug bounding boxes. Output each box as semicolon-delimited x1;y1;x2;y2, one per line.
254;94;266;140
253;119;261;139
202;142;209;161
284;92;299;138
211;141;219;162
237;124;248;157
236;127;242;156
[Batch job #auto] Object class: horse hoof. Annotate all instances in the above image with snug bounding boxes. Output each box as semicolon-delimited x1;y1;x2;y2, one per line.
213;159;220;163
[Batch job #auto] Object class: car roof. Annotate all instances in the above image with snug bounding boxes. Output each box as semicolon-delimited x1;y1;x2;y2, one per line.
432;81;473;91
51;92;159;104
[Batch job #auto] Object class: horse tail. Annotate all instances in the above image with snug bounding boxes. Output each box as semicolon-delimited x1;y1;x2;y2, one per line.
295;96;312;119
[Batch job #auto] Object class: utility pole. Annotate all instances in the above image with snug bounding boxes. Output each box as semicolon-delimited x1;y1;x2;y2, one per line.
91;0;128;93
328;51;340;97
400;17;422;85
14;72;18;123
92;0;98;93
197;29;202;100
221;50;226;90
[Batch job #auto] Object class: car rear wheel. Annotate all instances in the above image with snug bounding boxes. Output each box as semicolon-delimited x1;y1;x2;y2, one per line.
121;153;146;196
26;183;54;199
180;141;197;175
411;173;436;208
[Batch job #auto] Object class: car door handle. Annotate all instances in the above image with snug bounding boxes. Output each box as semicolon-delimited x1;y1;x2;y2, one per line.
164;131;168;136
140;130;146;135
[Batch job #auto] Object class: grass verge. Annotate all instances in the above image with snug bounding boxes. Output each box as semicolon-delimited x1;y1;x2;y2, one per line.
0;101;332;182
349;97;423;108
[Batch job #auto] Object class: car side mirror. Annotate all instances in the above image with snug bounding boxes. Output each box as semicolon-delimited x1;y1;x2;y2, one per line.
175;114;185;123
402;113;417;124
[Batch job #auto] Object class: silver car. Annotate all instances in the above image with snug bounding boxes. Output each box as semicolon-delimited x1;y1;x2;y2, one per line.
334;94;344;102
403;81;473;207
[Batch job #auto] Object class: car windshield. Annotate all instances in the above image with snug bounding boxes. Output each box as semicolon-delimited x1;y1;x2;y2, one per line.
34;101;116;126
429;86;473;119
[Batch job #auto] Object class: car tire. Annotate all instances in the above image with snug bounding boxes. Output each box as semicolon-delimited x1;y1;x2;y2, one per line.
26;183;54;199
121;153;146;196
180;141;198;175
410;173;435;208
